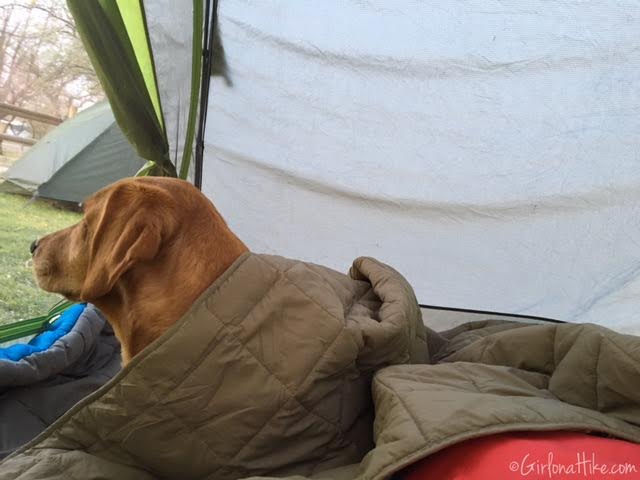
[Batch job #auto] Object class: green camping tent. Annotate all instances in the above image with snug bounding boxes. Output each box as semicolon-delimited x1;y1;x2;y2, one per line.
0;101;145;204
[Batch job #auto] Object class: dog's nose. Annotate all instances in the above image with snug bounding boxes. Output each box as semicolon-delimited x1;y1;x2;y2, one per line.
30;239;39;255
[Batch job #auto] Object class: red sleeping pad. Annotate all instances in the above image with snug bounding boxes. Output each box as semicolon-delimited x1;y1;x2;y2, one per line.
401;431;640;480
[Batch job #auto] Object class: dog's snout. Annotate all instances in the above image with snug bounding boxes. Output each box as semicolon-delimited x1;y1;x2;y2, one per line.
30;239;39;255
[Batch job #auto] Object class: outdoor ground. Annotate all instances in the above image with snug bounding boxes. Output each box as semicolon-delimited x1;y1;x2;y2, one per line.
0;192;81;325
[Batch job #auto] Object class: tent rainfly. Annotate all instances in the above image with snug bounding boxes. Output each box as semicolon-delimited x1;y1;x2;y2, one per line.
67;1;640;335
0;101;145;203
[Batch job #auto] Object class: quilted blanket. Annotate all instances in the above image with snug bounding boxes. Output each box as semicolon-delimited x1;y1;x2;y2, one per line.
2;253;640;480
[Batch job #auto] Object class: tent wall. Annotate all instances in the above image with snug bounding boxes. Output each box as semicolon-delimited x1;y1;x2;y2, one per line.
143;0;198;176
202;1;640;334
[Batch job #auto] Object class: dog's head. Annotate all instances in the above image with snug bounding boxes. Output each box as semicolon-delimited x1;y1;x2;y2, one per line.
31;177;186;302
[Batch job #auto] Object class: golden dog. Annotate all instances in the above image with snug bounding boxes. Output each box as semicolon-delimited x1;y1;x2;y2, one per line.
31;177;248;363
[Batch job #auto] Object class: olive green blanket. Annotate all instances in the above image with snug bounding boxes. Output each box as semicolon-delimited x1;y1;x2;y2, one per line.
2;254;639;480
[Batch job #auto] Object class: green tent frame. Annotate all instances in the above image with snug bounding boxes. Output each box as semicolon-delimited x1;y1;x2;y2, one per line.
66;0;218;180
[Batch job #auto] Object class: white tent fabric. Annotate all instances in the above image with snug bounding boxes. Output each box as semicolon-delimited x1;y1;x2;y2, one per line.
143;0;194;171
199;1;640;334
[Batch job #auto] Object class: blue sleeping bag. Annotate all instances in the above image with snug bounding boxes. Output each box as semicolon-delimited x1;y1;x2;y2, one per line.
0;303;86;362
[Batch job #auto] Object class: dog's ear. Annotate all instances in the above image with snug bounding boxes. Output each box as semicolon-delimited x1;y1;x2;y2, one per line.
80;185;167;301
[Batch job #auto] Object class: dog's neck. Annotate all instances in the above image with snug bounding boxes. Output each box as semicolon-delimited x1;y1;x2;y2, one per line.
93;219;248;364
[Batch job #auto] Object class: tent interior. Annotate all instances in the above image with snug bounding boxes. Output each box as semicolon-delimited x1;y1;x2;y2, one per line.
10;1;639;333
2;0;640;477
122;0;640;335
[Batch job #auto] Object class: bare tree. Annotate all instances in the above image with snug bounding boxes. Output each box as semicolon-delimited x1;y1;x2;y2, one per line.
0;1;103;123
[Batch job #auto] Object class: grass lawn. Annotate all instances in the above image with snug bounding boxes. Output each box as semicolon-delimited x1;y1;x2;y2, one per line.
0;193;81;325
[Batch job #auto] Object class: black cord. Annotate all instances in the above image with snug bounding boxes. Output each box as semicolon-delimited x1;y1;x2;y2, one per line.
194;0;218;190
417;303;566;324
